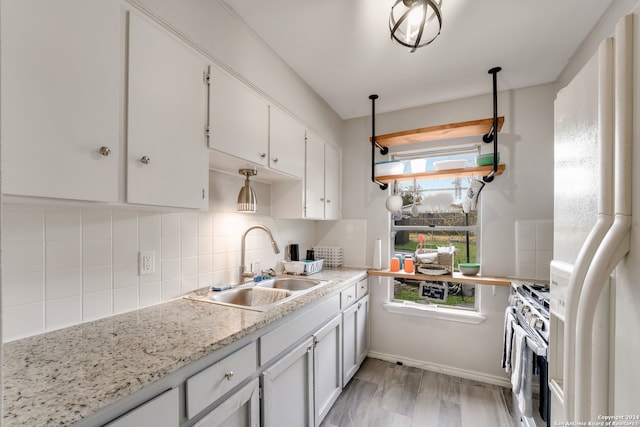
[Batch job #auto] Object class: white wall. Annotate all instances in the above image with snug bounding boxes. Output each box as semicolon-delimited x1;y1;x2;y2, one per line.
342;83;555;382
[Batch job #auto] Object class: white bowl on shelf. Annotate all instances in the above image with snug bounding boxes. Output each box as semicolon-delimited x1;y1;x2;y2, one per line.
433;159;467;170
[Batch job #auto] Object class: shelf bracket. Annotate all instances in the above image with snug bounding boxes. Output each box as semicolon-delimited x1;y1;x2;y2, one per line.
370;94;389;190
482;66;501;183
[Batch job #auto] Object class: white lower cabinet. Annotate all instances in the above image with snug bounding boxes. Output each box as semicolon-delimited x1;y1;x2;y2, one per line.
262;337;315;427
194;378;260;427
313;314;343;426
106;388;179;427
343;291;369;385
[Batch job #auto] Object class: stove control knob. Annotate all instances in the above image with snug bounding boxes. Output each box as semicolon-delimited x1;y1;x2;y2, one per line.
532;318;544;330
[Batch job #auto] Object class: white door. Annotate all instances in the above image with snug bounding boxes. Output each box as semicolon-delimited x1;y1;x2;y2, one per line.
305;132;325;219
209;67;269;166
313;314;342;425
355;295;370;365
126;12;208;209
1;0;120;201
342;300;358;385
262;338;314;427
269;106;305;178
324;143;341;220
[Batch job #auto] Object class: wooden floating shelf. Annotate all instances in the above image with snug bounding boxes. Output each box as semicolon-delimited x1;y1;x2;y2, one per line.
368;269;511;287
375;163;506;184
370;117;504;147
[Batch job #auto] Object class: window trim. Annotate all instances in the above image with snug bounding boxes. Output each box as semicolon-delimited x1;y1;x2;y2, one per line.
382;300;486;324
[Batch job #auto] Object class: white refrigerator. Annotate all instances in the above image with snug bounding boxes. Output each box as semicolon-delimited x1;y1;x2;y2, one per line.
550;11;640;424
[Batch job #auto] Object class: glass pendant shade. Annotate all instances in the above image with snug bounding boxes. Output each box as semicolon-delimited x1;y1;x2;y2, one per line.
389;0;442;52
237;169;258;213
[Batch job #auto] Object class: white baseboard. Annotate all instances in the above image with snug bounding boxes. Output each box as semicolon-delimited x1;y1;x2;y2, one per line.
366;351;513;389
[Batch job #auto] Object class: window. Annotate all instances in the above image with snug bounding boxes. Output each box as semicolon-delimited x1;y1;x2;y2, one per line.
390;149;480;310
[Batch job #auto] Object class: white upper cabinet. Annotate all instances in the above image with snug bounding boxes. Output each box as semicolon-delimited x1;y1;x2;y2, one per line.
269;106;305;178
324;143;341;220
208;67;269;166
126;11;209;209
1;0;121;202
306;131;341;220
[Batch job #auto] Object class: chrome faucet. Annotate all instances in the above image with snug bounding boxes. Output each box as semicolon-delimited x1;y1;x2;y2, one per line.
239;225;280;283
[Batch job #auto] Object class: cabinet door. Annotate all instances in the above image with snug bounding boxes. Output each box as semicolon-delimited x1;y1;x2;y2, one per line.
313;314;342;426
194;378;260;427
355;295;370;365
324;143;341;220
106;388;179;427
305;132;325;219
342;301;359;384
262;337;314;427
269;106;305;178
126;12;208;209
209;67;269;166
1;0;120;201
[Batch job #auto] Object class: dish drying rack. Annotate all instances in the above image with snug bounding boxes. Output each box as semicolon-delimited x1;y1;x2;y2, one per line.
283;259;324;275
414;247;454;276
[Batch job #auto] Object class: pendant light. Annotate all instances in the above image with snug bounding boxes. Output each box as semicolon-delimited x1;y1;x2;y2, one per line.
237;168;258;213
389;0;442;53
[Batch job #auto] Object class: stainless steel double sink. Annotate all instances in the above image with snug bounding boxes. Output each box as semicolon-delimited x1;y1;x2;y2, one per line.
186;277;326;311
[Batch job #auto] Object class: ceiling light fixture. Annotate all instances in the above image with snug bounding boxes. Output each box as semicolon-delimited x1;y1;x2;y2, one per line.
237;168;258;213
389;0;442;53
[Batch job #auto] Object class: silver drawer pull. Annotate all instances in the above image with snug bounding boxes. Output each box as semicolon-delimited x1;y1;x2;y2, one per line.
224;371;234;381
140;156;151;165
99;146;111;157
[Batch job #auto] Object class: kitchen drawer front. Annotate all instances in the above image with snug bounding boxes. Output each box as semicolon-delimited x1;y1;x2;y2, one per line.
186;342;257;419
355;278;369;300
106;388;179;427
260;293;340;365
340;284;357;309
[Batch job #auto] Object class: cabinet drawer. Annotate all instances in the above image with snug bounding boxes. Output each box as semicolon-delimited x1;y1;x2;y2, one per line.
340;285;357;309
356;278;369;300
186;342;257;419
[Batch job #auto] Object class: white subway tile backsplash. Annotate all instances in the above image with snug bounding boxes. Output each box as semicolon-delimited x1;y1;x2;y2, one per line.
3;271;44;307
82;239;112;267
162;238;180;259
161;213;181;239
113;263;139;289
3;240;44;274
3;210;44;242
515;220;553;280
45;211;81;241
4;302;45;341
113;286;139;314
2;205;313;341
82;265;112;293
46;296;82;330
46;268;82;300
181;213;198;237
113;238;138;264
46;240;81;270
83;290;112;321
112;211;138;241
82;210;112;240
162;279;181;300
140;282;162;307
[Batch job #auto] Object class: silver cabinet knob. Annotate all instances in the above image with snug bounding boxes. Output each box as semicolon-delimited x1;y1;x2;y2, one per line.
99;146;111;157
140;156;151;165
320;197;325;202
224;371;234;381
272;158;279;163
326;199;331;203
260;153;267;159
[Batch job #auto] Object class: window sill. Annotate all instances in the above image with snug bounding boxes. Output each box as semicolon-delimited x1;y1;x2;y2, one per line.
382;301;486;324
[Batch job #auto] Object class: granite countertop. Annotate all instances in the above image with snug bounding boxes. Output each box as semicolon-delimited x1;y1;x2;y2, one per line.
3;268;367;426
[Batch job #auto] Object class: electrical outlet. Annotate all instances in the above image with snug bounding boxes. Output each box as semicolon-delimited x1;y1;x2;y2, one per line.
138;251;155;275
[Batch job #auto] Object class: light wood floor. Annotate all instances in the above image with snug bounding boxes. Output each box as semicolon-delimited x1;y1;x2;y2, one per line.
321;358;515;427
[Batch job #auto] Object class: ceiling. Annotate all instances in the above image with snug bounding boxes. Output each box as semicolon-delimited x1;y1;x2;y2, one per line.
221;0;616;119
